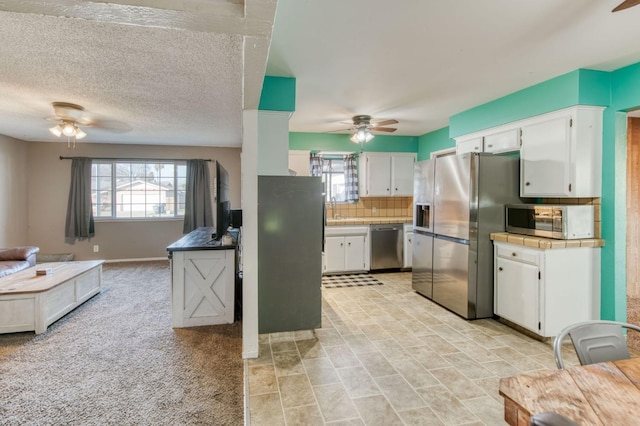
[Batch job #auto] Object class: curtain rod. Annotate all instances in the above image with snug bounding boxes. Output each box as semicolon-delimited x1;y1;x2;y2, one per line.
59;156;212;162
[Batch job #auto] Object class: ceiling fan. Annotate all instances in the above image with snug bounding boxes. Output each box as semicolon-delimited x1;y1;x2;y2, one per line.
331;115;399;144
612;0;640;12
46;101;131;147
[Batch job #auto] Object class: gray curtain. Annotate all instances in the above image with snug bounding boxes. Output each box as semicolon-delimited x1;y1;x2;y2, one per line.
343;154;359;201
65;158;94;242
183;159;213;233
309;153;324;177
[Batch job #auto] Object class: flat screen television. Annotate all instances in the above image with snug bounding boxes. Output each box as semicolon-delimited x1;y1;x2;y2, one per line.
214;161;231;241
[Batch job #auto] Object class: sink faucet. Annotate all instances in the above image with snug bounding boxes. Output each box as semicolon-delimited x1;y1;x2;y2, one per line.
331;196;339;219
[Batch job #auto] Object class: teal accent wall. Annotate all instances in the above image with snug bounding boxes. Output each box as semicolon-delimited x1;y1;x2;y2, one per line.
447;66;623;321
259;76;296;112
289;132;418;153
449;70;610;138
417;127;454;160
599;61;640;322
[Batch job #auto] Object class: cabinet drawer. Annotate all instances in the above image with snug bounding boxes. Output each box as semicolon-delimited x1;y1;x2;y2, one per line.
495;244;538;264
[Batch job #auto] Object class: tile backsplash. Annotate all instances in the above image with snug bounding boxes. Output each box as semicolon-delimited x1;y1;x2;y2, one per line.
327;197;412;219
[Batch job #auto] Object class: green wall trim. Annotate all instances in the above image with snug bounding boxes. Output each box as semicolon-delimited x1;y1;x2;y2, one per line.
611;62;640;111
448;69;610;139
289;132;418;153
259;76;296;112
417;127;454;160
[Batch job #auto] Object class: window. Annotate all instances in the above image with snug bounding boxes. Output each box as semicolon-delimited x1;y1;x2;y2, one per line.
91;161;187;219
322;158;346;202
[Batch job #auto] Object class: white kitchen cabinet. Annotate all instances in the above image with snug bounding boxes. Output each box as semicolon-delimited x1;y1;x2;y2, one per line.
456;137;483;155
403;225;413;268
520;106;603;197
493;242;600;337
324;226;369;274
359;152;416;197
455;129;520;155
483;128;520;153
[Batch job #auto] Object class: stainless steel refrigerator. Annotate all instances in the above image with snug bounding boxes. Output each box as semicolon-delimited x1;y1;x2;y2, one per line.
258;175;323;333
412;153;521;319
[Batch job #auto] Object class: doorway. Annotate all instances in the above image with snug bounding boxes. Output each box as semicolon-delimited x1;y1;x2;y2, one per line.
626;115;640;349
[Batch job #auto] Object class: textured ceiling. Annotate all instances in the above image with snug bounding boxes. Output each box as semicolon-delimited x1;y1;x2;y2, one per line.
0;0;276;146
267;0;640;137
3;1;640;147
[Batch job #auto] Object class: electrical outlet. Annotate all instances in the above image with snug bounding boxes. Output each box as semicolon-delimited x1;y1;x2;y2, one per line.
372;207;377;213
93;245;99;253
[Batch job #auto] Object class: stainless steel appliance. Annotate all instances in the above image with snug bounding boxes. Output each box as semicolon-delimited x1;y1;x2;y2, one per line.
412;153;521;319
258;176;323;333
370;223;403;270
505;204;594;239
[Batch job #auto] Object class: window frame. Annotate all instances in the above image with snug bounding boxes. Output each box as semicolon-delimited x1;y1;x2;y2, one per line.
91;160;187;221
322;157;347;202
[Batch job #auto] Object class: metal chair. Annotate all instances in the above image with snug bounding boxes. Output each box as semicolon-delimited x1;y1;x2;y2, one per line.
553;320;640;369
530;412;579;426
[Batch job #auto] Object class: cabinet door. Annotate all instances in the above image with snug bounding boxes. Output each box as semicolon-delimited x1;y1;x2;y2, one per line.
324;236;345;273
403;232;412;268
364;154;392;196
344;235;366;272
495;257;539;333
391;154;416;196
520;116;572;197
456;137;483;155
484;128;520;153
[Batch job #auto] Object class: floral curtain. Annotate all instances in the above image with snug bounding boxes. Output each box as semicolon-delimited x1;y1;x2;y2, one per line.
309;153;324;177
343;154;359;201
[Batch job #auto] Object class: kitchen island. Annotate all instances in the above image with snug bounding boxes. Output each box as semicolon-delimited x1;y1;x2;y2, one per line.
167;227;236;327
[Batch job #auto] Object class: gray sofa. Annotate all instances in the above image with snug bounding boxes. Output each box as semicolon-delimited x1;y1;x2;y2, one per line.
0;246;40;278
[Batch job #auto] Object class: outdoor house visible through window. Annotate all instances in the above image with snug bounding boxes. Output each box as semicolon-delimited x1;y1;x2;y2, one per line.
91;161;187;219
323;157;346;202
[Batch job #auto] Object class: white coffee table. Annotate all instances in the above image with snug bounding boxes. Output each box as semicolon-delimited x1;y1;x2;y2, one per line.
0;260;103;334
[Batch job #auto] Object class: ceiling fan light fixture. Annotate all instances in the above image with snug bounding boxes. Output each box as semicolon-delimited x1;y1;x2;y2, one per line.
49;124;63;137
350;126;374;144
62;121;77;137
75;128;87;139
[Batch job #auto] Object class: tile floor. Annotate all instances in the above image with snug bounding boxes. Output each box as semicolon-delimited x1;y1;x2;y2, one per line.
247;272;580;425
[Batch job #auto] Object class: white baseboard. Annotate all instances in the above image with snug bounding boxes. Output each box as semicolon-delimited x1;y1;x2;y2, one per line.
104;257;168;263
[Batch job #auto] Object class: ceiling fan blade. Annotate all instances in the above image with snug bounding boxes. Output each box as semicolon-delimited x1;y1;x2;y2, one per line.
372;119;399;127
613;0;640;12
328;127;354;133
372;126;397;133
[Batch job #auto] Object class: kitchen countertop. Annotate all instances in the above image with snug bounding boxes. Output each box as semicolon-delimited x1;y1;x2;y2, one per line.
326;216;412;226
166;227;236;253
490;232;605;249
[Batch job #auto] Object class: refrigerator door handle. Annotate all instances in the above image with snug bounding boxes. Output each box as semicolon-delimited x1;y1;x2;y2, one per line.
434;234;470;245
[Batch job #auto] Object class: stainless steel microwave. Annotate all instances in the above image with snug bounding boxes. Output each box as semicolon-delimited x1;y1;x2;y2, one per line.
505;204;594;240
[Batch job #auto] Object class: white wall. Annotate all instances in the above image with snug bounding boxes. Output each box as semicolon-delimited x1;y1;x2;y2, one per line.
0;135;28;247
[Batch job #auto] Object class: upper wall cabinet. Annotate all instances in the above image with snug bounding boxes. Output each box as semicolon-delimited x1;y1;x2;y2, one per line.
520;106;603;198
455;128;520;155
454;105;603;198
359;152;417;197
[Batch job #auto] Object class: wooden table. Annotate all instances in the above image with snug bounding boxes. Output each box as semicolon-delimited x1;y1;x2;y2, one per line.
499;358;640;425
0;261;103;334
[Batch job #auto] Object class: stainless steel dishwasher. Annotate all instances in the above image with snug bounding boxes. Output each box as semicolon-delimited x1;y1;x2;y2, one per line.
370;223;403;270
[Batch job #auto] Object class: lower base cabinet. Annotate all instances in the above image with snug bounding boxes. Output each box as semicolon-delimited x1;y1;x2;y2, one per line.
171;249;235;327
324;226;369;274
493;242;600;337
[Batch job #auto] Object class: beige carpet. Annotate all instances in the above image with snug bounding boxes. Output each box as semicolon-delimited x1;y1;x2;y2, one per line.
0;261;243;425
